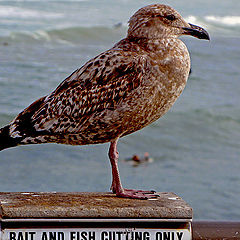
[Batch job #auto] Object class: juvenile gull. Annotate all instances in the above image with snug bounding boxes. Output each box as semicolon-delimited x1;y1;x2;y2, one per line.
0;4;209;199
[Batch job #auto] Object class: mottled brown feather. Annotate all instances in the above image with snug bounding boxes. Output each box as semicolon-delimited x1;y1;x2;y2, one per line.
8;4;192;146
22;48;149;143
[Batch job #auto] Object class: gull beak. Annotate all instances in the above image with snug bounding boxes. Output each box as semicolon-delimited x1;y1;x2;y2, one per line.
183;23;210;40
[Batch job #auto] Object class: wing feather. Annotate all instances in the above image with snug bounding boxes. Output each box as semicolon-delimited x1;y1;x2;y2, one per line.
32;49;148;134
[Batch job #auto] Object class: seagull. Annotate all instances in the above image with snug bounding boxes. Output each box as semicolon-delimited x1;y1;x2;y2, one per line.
0;4;209;199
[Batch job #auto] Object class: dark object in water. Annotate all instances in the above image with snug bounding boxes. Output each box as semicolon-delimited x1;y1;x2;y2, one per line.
124;152;154;166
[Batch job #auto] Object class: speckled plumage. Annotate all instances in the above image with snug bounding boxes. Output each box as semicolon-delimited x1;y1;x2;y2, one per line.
1;4;209;199
9;9;190;145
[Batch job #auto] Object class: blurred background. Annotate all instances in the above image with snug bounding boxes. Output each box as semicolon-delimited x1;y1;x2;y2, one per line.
0;0;239;220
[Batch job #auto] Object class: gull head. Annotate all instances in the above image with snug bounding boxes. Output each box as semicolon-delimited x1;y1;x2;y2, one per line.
128;4;210;40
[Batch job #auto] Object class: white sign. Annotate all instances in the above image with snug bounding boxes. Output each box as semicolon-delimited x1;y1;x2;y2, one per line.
1;228;191;240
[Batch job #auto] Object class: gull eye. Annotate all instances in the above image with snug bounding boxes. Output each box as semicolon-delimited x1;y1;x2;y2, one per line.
165;14;177;21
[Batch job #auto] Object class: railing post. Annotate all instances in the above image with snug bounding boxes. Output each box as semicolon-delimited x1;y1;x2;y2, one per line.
192;221;240;240
0;192;192;240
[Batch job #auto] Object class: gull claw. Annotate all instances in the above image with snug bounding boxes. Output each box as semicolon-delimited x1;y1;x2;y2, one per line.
116;189;160;200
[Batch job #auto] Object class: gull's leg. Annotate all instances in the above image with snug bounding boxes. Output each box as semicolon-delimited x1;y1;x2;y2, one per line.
109;138;122;194
108;139;159;199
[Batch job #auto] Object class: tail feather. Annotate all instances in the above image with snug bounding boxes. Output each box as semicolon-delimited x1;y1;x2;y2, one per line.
0;125;21;151
0;96;48;151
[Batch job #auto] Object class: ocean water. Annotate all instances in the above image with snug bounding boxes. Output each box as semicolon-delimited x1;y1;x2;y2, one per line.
0;0;239;220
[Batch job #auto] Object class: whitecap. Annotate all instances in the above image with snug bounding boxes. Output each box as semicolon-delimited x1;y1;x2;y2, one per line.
185;15;198;25
205;15;240;26
0;6;62;19
184;15;208;30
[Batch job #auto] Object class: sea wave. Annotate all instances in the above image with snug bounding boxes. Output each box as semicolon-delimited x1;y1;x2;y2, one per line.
186;15;240;27
0;26;126;45
0;4;239;30
205;15;240;26
184;15;240;37
1;14;239;45
185;15;240;34
0;5;62;19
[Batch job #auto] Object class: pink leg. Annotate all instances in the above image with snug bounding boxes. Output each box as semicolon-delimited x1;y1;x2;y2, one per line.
108;139;159;200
